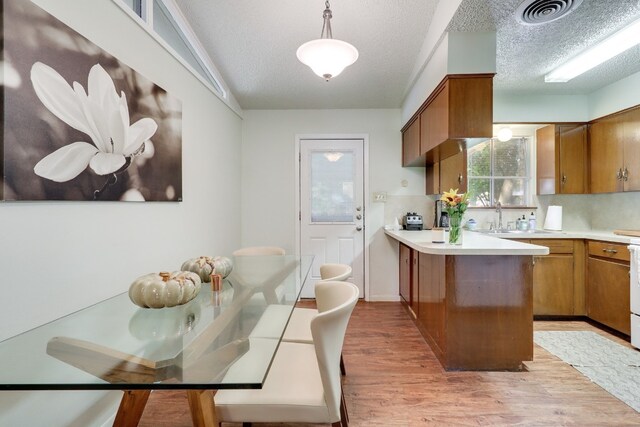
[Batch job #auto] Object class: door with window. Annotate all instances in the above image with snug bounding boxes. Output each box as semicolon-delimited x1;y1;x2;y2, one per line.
299;139;364;298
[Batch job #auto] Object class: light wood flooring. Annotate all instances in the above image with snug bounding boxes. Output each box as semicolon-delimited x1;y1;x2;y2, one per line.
139;302;640;426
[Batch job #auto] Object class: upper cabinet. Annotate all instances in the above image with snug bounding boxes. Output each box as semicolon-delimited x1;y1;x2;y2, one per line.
589;106;640;193
536;124;588;195
401;74;494;168
402;118;421;167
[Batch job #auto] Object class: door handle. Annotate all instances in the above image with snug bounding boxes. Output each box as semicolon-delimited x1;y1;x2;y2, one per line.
356;226;363;231
356;206;362;212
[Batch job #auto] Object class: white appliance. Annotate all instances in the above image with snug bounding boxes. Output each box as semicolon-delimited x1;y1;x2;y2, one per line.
630;238;640;349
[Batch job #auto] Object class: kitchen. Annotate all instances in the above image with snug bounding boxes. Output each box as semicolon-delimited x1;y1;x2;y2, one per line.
2;0;640;425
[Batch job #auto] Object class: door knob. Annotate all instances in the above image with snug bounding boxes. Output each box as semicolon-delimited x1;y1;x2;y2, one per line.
356;206;362;212
356;214;362;220
356;226;363;231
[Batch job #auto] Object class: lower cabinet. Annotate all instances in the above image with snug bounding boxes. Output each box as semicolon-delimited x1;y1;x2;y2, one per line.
399;243;419;318
418;253;445;355
516;239;585;316
587;241;631;335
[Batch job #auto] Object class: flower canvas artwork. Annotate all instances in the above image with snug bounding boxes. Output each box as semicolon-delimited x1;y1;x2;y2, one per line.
1;1;183;201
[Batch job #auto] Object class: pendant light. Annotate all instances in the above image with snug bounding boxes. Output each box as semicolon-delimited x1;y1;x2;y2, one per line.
296;1;358;81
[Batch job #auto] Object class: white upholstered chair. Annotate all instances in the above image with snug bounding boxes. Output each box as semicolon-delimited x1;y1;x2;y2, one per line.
215;281;359;426
283;263;352;374
231;246;288;305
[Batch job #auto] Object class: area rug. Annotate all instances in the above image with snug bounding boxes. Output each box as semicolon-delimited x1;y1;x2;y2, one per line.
534;331;640;412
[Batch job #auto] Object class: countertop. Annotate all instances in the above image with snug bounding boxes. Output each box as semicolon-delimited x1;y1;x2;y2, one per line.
384;229;549;255
469;229;639;245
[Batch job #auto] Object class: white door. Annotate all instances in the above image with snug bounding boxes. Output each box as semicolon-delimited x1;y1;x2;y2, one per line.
299;139;365;298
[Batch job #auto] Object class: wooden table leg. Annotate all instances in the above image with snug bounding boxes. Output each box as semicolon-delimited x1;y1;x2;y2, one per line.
113;390;151;427
187;389;218;427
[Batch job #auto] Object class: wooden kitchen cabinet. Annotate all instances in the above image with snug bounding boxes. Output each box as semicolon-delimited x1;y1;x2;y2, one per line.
533;239;574;316
399;243;419;318
536;124;588;195
589;106;640;193
439;150;467;193
401;74;493;169
402;118;421;166
399;243;411;304
417;252;532;370
586;240;631;335
515;239;585;316
425;162;440;195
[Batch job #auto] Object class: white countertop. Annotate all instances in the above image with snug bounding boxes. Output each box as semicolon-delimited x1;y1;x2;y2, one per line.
384;229;549;255
471;229;638;245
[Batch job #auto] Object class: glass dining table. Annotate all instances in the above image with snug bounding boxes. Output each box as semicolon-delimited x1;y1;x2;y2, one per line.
0;255;313;427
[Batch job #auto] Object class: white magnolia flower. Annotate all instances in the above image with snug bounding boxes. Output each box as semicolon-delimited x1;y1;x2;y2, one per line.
31;62;158;182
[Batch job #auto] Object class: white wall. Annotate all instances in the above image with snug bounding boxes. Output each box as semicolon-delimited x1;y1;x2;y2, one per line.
0;0;242;425
494;93;590;123
588;70;640;120
241;109;419;301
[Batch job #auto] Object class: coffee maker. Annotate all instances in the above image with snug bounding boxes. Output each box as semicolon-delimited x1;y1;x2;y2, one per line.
434;200;449;228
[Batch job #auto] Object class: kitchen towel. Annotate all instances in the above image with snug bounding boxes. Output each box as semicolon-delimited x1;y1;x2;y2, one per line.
543;205;563;231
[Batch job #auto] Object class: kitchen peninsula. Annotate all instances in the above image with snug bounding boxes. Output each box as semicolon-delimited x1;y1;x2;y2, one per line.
386;229;549;371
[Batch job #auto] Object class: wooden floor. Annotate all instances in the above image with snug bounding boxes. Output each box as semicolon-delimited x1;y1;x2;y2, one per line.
139;301;640;426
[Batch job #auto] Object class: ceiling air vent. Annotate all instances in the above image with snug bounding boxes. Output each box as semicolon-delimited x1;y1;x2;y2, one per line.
516;0;584;25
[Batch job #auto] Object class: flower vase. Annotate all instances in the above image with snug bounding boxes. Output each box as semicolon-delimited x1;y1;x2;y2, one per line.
449;214;463;245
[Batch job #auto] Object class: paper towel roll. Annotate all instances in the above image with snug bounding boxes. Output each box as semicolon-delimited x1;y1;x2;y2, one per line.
543;205;563;231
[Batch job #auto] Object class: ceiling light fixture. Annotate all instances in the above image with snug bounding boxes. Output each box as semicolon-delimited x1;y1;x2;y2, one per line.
545;17;640;82
497;127;513;142
324;152;344;162
296;1;358;82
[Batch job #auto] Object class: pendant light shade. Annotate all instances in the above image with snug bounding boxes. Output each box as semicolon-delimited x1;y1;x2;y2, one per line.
297;1;358;81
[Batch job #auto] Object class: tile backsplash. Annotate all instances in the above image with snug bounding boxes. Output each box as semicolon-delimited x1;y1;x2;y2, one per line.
383;192;640;232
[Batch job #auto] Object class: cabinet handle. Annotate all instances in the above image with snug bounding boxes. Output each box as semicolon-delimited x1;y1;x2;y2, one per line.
561;174;567;185
602;248;618;254
458;173;463;183
623;167;629;182
616;168;623;181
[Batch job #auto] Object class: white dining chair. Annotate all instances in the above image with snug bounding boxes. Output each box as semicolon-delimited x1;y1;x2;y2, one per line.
283;263;352;375
231;246;287;305
214;281;359;426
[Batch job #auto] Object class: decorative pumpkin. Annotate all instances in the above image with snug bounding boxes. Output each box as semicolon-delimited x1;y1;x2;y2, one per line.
181;256;233;282
129;271;202;309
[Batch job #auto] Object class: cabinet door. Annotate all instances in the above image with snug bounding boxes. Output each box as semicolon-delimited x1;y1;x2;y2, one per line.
533;254;574;315
536;125;556;195
402;119;421;167
558;124;587;194
587;257;630;335
422;83;449;153
410;250;419;317
622;107;640;191
399;244;411;303
439;150;467;193
425;162;440;195
589;117;624;193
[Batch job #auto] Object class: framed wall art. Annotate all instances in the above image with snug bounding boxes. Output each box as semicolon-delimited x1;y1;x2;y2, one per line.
1;0;183;201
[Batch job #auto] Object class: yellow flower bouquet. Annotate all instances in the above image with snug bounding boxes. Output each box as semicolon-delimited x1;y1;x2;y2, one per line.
440;188;469;244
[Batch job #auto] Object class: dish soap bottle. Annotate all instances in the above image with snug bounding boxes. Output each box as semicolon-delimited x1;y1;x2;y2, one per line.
529;212;536;231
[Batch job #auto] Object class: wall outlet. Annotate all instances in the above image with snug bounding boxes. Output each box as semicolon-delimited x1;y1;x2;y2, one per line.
373;191;387;202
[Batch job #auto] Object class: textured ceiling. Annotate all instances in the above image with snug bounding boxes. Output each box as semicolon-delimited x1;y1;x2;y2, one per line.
449;0;640;95
176;0;640;109
175;0;438;109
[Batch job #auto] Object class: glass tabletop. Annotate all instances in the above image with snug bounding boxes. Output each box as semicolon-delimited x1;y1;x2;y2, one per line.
0;255;313;390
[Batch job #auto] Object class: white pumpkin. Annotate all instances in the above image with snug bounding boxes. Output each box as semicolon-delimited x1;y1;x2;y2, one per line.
129;271;202;309
180;256;233;282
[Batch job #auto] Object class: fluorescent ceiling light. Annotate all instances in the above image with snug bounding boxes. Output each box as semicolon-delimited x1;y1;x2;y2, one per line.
545;17;640;83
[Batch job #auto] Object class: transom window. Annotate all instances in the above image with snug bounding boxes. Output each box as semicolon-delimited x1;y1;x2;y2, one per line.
467;137;532;207
114;0;226;98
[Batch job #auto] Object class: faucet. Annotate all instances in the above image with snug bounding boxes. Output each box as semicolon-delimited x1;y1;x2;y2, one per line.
495;201;503;230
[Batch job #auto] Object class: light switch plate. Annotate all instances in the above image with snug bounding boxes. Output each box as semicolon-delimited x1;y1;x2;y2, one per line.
373;191;387;202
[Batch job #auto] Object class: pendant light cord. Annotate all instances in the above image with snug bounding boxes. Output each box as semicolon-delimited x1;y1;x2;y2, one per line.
320;0;333;39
